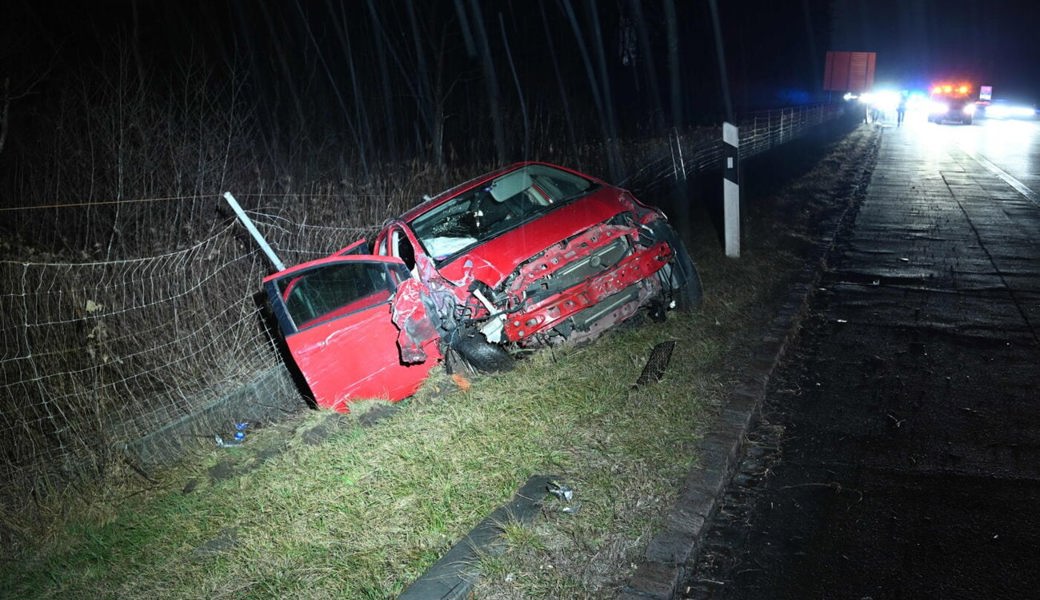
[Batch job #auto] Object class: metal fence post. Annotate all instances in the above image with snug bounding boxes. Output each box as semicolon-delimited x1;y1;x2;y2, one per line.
223;192;286;272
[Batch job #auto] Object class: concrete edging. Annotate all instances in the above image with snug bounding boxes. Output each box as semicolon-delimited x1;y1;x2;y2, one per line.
398;474;557;600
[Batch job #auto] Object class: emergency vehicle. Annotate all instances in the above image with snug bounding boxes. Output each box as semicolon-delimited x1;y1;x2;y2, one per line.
928;82;977;125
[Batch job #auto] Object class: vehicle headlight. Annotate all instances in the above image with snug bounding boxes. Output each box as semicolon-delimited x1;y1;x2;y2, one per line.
962;104;976;115
929;101;949;114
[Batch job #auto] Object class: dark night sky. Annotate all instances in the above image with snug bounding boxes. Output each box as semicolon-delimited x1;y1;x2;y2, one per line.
832;0;1040;100
5;1;828;123
7;1;1040;107
8;1;1039;109
3;0;1039;178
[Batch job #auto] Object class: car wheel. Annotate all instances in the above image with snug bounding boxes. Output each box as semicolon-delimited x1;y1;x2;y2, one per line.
670;237;704;312
450;331;514;373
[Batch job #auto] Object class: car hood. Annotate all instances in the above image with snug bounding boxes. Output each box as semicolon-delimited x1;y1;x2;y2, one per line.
437;190;628;287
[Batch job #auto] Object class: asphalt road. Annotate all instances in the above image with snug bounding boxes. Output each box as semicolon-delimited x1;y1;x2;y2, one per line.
683;116;1040;599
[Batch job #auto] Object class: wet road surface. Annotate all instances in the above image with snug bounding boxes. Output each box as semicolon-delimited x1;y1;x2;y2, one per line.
683;119;1040;599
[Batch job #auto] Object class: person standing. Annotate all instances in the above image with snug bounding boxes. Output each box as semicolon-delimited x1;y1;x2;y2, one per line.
897;92;908;126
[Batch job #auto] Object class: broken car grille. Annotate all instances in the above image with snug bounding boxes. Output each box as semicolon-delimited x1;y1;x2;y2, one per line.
523;236;631;303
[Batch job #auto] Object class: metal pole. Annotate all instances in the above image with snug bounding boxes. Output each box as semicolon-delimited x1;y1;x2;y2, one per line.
723;122;740;258
223;192;286;272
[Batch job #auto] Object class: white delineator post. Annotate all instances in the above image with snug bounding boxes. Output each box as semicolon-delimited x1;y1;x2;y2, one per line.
723;122;740;258
223;191;286;271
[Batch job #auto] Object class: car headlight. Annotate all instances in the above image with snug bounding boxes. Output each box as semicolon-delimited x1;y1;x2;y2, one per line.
929;101;950;114
963;104;976;115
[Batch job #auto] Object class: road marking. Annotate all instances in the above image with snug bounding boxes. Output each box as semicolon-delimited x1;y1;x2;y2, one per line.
966;152;1039;207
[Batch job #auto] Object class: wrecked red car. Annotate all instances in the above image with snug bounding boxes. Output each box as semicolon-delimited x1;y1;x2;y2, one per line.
264;162;701;410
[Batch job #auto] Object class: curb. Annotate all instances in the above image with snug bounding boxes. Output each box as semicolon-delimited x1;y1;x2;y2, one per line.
399;474;556;600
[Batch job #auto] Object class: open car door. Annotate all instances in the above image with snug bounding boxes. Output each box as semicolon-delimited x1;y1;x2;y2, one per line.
263;254;441;411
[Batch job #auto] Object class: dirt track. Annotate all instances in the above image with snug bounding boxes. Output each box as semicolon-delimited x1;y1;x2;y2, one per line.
684;122;1040;599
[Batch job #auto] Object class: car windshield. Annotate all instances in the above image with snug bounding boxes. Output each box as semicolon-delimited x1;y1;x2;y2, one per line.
410;165;596;263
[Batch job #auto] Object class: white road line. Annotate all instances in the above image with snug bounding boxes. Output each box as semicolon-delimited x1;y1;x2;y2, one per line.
966;151;1039;207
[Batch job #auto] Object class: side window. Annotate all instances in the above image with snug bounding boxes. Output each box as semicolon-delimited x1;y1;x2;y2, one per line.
278;262;396;330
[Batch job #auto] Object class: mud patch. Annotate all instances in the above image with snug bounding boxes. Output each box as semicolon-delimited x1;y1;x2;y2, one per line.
300;413;353;445
207;459;238;482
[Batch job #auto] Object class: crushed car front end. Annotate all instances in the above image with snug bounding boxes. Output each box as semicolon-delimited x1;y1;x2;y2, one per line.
399;162;699;352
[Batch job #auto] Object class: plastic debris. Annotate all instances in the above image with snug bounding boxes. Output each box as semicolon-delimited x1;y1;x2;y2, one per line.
214;435;240;448
216;422;250;447
547;481;574;502
635;340;676;387
234;421;249;441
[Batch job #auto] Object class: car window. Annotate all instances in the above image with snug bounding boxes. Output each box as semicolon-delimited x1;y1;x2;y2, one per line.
410;165;596;263
277;262;404;330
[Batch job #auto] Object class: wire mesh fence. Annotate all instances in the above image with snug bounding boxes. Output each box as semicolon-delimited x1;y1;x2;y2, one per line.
622;103;848;198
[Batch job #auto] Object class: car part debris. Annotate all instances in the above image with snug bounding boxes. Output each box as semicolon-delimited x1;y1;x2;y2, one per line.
635;340;677;387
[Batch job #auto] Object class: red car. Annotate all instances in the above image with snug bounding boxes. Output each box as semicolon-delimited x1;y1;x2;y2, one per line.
264;162;701;411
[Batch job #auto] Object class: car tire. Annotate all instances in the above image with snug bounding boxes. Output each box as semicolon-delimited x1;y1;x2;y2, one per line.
670;237;704;312
451;331;514;373
669;239;703;307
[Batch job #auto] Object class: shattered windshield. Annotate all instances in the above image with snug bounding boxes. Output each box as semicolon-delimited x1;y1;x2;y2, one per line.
410;165;596;263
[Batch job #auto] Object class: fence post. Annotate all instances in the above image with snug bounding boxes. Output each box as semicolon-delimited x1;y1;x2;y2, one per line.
223;192;286;271
722;122;740;258
672;127;686;181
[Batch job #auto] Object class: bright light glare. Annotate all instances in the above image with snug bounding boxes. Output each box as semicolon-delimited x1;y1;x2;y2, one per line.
872;90;900;113
929;101;950;114
986;103;1037;119
907;95;929;111
962;104;976;115
860;89;900;114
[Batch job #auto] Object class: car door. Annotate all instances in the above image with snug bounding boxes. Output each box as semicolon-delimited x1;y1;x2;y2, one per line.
262;254;440;412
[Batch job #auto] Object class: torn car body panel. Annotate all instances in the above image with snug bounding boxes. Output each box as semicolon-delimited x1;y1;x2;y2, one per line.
262;254;441;411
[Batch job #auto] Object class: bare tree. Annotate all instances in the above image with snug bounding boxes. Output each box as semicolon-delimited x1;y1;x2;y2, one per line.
0;77;9;156
663;0;683;128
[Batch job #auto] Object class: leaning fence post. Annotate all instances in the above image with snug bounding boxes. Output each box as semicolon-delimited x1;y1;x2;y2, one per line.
722;122;740;258
223;191;286;271
673;128;686;181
